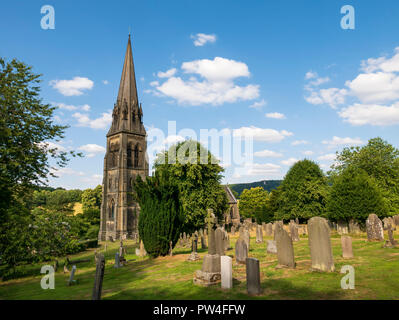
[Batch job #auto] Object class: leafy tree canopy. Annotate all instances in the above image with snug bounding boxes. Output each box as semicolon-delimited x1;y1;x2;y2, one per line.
238;187;269;220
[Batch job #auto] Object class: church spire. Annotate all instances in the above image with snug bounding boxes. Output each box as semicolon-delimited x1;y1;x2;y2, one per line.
117;34;138;107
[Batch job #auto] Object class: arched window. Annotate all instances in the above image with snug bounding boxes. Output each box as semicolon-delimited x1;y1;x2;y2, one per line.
127;144;132;167
134;145;139;168
109;199;115;220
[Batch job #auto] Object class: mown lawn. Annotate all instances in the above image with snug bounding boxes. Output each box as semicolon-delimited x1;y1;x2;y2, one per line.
0;228;398;300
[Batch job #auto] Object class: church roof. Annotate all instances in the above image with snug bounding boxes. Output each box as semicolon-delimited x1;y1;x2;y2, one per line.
117;34;139;107
223;185;237;204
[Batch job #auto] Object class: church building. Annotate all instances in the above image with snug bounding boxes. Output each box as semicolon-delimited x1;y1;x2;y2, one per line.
98;35;149;241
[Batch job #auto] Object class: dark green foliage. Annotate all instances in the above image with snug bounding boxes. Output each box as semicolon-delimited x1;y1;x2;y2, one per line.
154;140;228;233
134;172;184;258
230;180;282;198
276;159;328;221
330;137;399;215
326;167;389;222
81;185;102;212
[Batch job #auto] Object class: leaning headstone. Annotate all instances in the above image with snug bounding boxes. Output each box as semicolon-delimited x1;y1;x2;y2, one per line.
92;254;105;300
246;258;261;295
235;238;248;264
256;225;263;243
194;209;221;286
341;236;354;259
266;240;277;254
114;252;121;268
221;256;233;289
337;221;349;235
68;265;77;286
366;214;384;241
308;217;335;272
289;221;300;242
274;223;295;268
215;227;225;256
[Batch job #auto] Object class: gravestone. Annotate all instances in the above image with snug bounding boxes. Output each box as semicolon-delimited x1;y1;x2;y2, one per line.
265;223;273;237
266;240;277;254
221;256;233;289
366;214;384;241
201;233;207;249
274;223;295;268
246;258;261;295
224;230;231;251
384;226;398;248
235;238;248;264
187;235;200;261
114;252;121;268
169;241;173;256
289;221;300;242
239;227;250;251
215;227;225;256
393;215;399;228
341;236;354;258
92;253;105;300
256;225;263;243
308;217;335;272
194;209;221;286
68;265;77;286
231;225;236;236
349;219;361;234
383;217;395;231
337;221;349;235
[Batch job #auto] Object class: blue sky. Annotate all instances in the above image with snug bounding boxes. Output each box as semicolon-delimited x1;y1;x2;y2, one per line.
2;1;399;189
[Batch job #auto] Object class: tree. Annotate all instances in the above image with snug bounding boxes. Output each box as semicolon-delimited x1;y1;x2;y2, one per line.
154;140;228;233
81;185;102;212
0;58;80;220
276;159;328;221
330;137;399;215
238;187;269;220
326;167;389;222
134;171;184;258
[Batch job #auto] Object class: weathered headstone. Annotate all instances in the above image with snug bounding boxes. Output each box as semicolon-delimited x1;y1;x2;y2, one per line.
341;236;354;258
231;225;236;236
289;221;300;242
68;265;77;286
393;215;399;228
187;235;200;261
92;254;105;300
224;230;231;251
265;223;273;237
194;209;221;286
215;227;225;256
266;240;277;254
246;258;261;295
308;217;335;272
275;223;295;268
235;238;248;264
384;226;398;248
366;214;384;241
256;225;263;243
239;227;250;251
221;256;233;289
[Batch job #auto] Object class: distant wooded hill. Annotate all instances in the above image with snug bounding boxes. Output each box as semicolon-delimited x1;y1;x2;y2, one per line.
229;180;282;198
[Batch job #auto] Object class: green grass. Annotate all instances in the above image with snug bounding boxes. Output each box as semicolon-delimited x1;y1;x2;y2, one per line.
1;229;399;300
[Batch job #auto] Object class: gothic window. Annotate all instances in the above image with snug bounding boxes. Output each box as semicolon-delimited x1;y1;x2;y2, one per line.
134;144;139;168
127;144;132;167
109;199;115;220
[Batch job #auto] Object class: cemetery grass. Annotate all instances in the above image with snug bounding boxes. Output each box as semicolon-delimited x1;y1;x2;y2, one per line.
1;230;399;300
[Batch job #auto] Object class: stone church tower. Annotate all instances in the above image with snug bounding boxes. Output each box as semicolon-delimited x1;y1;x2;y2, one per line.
98;35;148;241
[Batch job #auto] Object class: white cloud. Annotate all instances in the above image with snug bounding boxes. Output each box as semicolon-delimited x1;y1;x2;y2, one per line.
302;150;314;156
72;112;112;130
81;174;103;185
322;136;364;147
50;77;94;96
317;153;336;161
157;68;177;78
155;57;259;106
191;33;217;47
37;141;66;153
150;81;159;87
339;102;399;126
305;87;348;109
233;126;293;143
102;80;109;85
249;99;267;110
78;144;106;158
266;112;286;119
163;135;185;145
254;150;283;158
281;158;299;166
55;103;91;112
51;167;85;178
291;140;309;146
305;71;318;80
